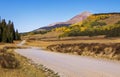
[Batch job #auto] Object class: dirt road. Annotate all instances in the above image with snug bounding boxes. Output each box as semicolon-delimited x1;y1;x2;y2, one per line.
15;48;120;77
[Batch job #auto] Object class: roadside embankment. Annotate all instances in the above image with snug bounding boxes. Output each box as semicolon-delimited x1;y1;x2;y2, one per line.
0;45;46;77
47;43;120;60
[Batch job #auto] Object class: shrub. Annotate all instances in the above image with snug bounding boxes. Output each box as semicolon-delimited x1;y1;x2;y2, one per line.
0;49;20;69
91;21;106;26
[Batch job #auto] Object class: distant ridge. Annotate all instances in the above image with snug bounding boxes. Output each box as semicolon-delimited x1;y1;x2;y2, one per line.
94;12;120;15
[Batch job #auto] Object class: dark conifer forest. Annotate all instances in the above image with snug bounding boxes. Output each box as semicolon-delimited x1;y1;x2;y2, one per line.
0;18;21;43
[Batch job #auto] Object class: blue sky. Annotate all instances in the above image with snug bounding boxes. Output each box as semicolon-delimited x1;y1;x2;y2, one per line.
0;0;120;32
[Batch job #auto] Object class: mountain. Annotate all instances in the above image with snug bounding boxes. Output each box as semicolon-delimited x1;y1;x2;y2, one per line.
23;12;120;39
34;11;92;32
60;12;120;37
66;11;92;24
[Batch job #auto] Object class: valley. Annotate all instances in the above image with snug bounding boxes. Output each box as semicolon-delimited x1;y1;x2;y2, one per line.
0;1;120;77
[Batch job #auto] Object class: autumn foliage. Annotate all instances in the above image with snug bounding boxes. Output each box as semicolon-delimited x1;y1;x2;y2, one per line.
53;13;120;37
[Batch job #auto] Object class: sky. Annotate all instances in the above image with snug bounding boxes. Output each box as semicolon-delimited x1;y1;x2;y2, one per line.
0;0;120;32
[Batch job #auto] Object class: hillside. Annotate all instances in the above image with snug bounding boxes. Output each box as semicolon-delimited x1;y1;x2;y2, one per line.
94;13;120;25
57;13;120;37
23;12;120;40
33;11;91;32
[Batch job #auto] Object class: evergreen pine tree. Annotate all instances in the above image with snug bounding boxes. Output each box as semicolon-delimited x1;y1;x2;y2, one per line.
7;21;14;43
0;19;20;43
2;26;7;42
15;29;21;40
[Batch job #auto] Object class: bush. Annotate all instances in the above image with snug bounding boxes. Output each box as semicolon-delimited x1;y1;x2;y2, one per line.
91;21;106;26
0;49;20;69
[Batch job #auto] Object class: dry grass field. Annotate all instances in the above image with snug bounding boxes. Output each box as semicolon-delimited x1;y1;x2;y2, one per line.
25;37;120;48
24;33;120;60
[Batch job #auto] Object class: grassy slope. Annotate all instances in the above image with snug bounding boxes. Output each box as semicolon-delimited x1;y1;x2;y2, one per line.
0;43;46;77
25;31;63;41
0;51;45;77
25;37;120;48
99;14;120;25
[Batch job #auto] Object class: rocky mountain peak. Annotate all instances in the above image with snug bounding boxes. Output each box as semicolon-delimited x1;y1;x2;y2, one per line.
67;11;92;24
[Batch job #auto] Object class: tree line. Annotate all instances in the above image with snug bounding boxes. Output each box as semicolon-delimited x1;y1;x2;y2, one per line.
0;18;20;43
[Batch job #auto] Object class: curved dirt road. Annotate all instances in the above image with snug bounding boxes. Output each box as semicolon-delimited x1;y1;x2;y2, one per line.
16;48;120;77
